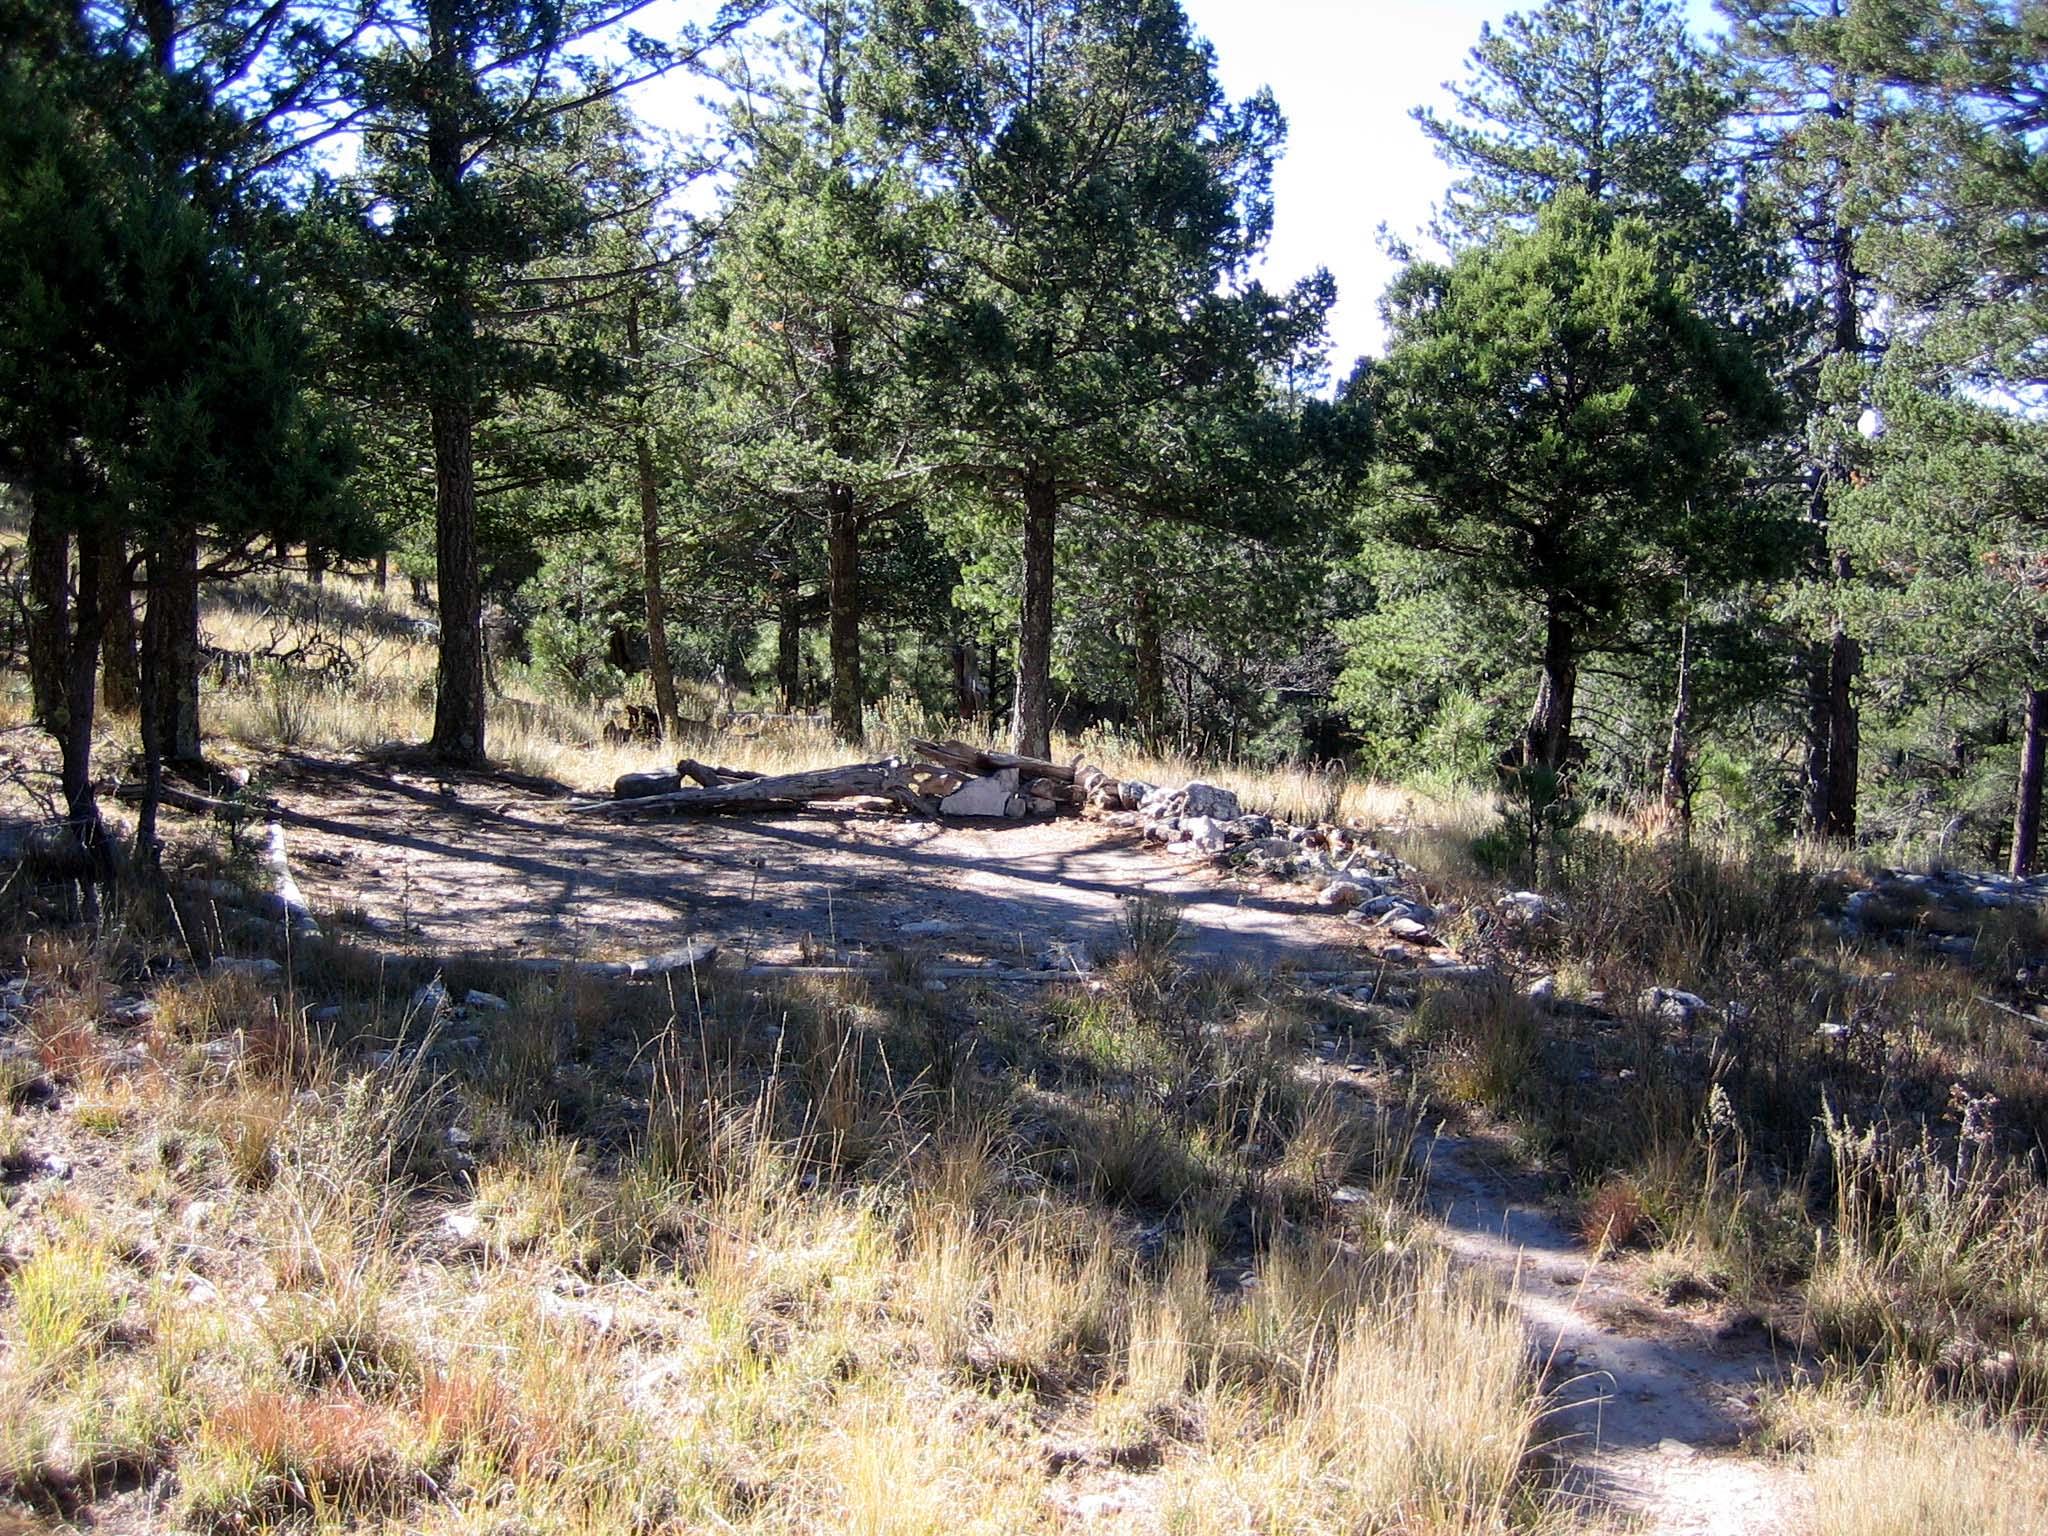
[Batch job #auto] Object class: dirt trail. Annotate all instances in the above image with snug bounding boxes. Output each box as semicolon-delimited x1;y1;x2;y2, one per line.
238;756;1813;1529
260;756;1369;973
1426;1136;1811;1535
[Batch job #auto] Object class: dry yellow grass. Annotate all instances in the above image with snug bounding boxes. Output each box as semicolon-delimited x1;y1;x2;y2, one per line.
0;917;1572;1535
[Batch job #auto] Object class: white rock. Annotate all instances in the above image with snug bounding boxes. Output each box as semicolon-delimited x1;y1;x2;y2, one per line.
411;978;451;1016
1317;879;1374;910
1525;975;1558;1004
1502;890;1550;920
1142;781;1242;821
464;989;511;1012
629;940;719;977
1640;987;1709;1025
898;918;958;937
1180;815;1230;852
939;767;1022;818
443;1211;484;1245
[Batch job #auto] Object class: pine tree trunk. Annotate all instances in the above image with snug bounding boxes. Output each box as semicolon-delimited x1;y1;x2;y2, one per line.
1012;464;1057;759
636;435;680;738
951;633;982;721
624;296;680;738
1824;598;1859;839
144;525;203;765
1132;586;1164;751
1662;607;1693;826
374;550;389;594
2013;686;2046;878
25;506;69;730
428;399;487;765
1523;608;1577;771
98;544;140;714
1802;639;1832;838
135;540;172;868
307;546;326;586
777;583;802;713
423;0;486;767
826;484;862;746
59;526;112;883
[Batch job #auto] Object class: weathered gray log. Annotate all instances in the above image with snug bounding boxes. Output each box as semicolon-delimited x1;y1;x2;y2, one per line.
678;759;765;787
613;770;681;799
910;738;1081;784
574;759;933;819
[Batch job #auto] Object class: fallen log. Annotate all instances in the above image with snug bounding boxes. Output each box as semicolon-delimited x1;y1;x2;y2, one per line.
573;759;937;819
678;759;765;788
910;738;1082;784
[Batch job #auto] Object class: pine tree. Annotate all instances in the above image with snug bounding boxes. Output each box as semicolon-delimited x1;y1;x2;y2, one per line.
1362;192;1791;771
866;0;1324;757
0;0;361;875
328;0;755;766
1415;0;1734;256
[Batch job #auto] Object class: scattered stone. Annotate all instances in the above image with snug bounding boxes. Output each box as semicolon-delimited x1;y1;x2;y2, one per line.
1383;916;1439;945
1141;780;1242;822
1640;987;1709;1026
443;1211;484;1246
1317;879;1375;910
898;918;958;937
628;940;719;978
1525;975;1558;1005
107;996;157;1027
1179;815;1230;852
411;979;451;1017
307;1003;346;1026
464;989;511;1012
1501;890;1550;921
212;957;283;983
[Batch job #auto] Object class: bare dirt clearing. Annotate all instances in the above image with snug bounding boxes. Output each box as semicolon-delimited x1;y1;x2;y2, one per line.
258;755;1369;973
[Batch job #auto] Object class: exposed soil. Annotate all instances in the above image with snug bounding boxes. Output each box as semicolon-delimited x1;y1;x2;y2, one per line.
101;752;1818;1530
255;754;1371;973
1427;1136;1813;1534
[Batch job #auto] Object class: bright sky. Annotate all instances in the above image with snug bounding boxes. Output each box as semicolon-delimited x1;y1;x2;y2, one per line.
634;1;1728;375
1181;0;1516;373
1181;0;1724;373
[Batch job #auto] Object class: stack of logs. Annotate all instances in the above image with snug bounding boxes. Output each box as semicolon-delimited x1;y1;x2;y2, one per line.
576;739;1145;822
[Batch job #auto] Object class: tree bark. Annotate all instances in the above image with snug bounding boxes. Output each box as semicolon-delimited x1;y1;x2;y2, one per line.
634;433;681;738
624;296;680;738
2013;686;2046;877
374;550;389;594
143;524;203;765
1824;595;1859;839
1523;608;1578;771
1662;605;1693;827
423;0;486;768
777;581;802;712
135;539;172;869
25;506;69;729
58;525;112;884
950;618;983;723
1012;464;1058;759
826;483;862;745
99;543;140;714
428;399;487;765
1132;585;1164;751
